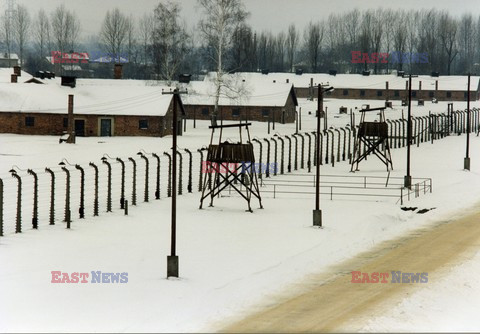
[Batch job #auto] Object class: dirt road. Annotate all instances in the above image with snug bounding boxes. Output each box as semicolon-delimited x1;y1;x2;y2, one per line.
221;208;480;332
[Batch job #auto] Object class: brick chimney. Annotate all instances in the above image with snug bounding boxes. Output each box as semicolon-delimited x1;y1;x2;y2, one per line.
13;66;21;76
67;94;76;144
286;78;289;83
114;64;123;79
419;81;422;91
435;80;438;91
11;74;17;83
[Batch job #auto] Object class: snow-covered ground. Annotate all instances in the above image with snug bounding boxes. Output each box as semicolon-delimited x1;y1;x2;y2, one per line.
1;98;480;332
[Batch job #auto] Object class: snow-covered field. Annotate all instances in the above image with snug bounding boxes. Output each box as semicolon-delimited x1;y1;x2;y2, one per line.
1;98;480;332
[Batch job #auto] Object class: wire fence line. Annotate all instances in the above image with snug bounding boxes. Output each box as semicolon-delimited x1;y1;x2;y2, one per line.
0;107;475;237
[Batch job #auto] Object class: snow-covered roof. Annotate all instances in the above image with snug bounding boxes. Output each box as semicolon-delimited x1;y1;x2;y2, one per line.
0;68;31;83
0;53;19;60
0;71;176;117
237;72;480;92
181;72;296;107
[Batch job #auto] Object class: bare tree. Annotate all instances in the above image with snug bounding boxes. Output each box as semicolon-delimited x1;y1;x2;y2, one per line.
438;11;458;75
286;24;298;72
273;31;285;71
198;0;249;125
458;13;475;73
152;1;190;84
304;21;324;73
51;4;81;53
33;9;51;60
13;4;30;66
139;13;153;66
100;8;129;62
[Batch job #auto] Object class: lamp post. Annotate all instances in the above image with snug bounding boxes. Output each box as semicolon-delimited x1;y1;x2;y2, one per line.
162;88;187;278
314;84;333;227
465;74;471;171
404;74;417;189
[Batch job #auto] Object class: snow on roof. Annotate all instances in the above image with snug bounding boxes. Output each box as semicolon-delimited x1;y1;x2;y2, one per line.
0;68;31;83
0;71;176;117
0;53;19;60
239;72;480;92
182;72;296;107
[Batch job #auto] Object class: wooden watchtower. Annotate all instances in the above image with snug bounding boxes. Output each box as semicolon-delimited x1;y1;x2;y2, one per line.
199;122;263;212
351;106;393;171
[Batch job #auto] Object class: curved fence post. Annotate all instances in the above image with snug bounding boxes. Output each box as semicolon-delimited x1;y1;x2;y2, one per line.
297;133;305;169
334;129;341;162
263;139;271;177
285;135;292;173
176;151;183;195
128;158;137;205
311;132;317;167
328;129;335;167
292;134;298;171
163;152;172;197
197;149;205;192
102;159;112;212
45;168;55;225
271;137;278;176
252;139;263;179
116;158;126;209
0;178;2;236
325;130;330;165
75;165;85;218
61;167;71;227
11;172;22;233
275;135;285;175
305;133;312;172
345;126;352;163
89;163;99;216
139;154;150;202
27;169;39;229
152;153;161;199
185;149;193;193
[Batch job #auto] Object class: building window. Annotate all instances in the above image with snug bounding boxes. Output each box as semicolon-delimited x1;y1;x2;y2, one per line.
139;120;148;129
201;108;209;115
262;109;270;117
447;91;452;98
412;91;417;97
377;90;383;97
343;89;349;96
464;92;468;99
63;118;68;128
429;92;434;98
25;116;35;127
232;108;240;117
360;90;365;96
394;90;400;97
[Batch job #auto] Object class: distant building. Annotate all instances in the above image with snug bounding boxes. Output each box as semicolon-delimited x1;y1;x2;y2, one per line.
0;68;184;137
0;53;19;67
182;73;298;123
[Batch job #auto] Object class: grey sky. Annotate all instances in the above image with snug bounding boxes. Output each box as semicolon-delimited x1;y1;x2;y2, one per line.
13;0;480;39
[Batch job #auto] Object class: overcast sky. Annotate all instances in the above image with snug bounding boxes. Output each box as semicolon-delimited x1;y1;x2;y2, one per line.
13;0;480;38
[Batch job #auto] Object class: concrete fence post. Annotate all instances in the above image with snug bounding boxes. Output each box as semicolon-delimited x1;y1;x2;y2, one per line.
128;158;137;205
285;135;292;173
292;134;298;171
305;133;312;172
197;149;205;192
89;163;99;216
0;178;3;236
263;139;271;177
11;173;22;233
152;153;161;199
139;154;150;202
102;159;112;212
61;167;71;228
45;168;55;225
163;152;172;197
271;137;278;176
75;165;85;218
176;151;183;195
27;169;39;229
116;158;126;209
185;149;193;193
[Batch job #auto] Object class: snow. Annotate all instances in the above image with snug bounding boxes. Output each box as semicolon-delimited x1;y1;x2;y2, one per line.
182;73;295;107
236;71;480;91
1;95;480;332
0;76;175;117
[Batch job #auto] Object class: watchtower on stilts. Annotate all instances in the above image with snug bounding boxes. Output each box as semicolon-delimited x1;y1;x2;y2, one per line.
199;122;263;212
351;106;393;171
